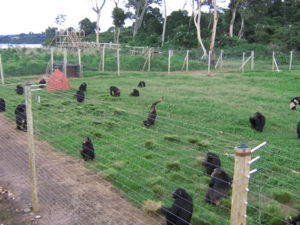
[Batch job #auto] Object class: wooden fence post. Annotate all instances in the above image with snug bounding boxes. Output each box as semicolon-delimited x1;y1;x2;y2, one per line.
25;82;39;212
148;48;151;72
272;51;275;72
289;51;293;71
63;48;67;76
78;48;82;77
230;143;251;225
186;50;189;72
251;51;254;70
50;48;54;75
117;45;120;76
242;52;245;73
102;44;105;72
220;49;223;68
208;51;211;74
168;49;172;74
0;54;4;85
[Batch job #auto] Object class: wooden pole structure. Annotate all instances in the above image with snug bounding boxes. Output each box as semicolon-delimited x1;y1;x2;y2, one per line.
272;51;275;72
50;48;54;74
289;51;293;71
78;48;82;77
242;52;245;73
251;51;254;70
148;48;151;72
25;83;39;212
186;50;189;72
208;51;211;74
230;144;251;225
220;50;223;68
168;49;172;74
0;54;4;85
117;45;120;76
102;44;105;72
63;48;67;76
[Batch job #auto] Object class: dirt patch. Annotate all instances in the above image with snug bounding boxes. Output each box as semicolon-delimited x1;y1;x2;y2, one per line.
0;114;163;225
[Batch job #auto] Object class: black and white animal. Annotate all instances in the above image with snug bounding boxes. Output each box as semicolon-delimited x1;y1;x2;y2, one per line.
290;97;300;110
161;188;193;225
130;89;139;97
204;168;232;206
201;152;221;176
297;122;300;139
79;82;87;92
16;85;24;95
138;81;146;88
110;86;120;97
0;98;5;112
80;137;95;161
143;96;163;127
39;79;46;88
75;90;85;102
286;213;300;225
249;112;266;132
15;103;27;131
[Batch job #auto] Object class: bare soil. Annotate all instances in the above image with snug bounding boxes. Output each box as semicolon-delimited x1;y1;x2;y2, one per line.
0;114;163;225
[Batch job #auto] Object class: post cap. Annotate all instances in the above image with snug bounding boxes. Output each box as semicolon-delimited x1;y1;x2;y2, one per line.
25;81;32;86
237;143;249;149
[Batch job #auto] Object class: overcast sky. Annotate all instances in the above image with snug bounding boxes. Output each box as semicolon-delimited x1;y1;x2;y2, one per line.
0;0;229;35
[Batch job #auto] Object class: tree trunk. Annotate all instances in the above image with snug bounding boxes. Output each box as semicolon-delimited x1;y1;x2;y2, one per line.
229;1;239;37
116;27;120;44
209;0;218;57
133;0;149;40
161;0;167;47
238;15;245;39
92;0;107;44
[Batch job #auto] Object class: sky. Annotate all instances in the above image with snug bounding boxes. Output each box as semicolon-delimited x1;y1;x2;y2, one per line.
0;0;229;35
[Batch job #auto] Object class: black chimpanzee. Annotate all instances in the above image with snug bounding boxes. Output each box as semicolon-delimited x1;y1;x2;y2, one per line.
249;112;266;132
290;97;300;110
138;81;146;88
15;103;27;131
143;96;163;127
39;79;46;88
0;98;5;112
16;85;24;95
79;82;87;92
204;168;232;206
161;188;193;225
201;152;221;176
297;122;300;139
75;90;85;102
130;89;139;97
286;213;300;225
80;137;95;161
110;86;120;97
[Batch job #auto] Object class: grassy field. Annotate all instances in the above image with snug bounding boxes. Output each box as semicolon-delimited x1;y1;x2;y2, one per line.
1;70;300;224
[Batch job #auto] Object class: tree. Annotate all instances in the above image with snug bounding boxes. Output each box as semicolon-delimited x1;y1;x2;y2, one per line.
209;0;218;57
112;7;127;44
44;27;57;46
161;0;167;46
91;0;107;43
229;0;240;37
79;18;96;36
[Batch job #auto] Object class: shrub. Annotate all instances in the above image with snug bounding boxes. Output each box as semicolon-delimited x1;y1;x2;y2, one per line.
166;161;180;171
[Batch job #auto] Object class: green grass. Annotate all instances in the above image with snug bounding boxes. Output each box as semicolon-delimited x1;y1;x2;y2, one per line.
1;70;300;224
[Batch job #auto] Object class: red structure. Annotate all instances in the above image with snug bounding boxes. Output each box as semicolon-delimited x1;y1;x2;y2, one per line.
47;69;71;92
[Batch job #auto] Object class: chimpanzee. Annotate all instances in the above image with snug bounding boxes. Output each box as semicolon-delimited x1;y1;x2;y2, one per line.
75;90;85;102
130;89;139;97
161;188;193;225
290;97;300;110
110;86;120;97
79;82;87;92
201;152;221;176
0;98;5;112
138;81;146;88
297;122;300;139
39;79;46;88
143;96;163;127
16;85;24;95
286;213;300;225
249;112;266;132
80;137;95;161
204;168;232;206
15;103;27;131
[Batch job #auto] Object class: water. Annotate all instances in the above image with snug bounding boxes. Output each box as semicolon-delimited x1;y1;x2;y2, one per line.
0;44;43;49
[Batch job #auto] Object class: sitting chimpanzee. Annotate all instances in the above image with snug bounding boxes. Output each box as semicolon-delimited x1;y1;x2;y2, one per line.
297;122;300;139
204;168;232;206
161;188;193;225
80;137;95;161
286;213;300;225
15;103;27;131
75;90;85;103
249;112;266;132
130;89;139;97
0;98;5;112
110;86;120;97
138;81;146;88
201;152;221;176
143;96;164;127
79;82;87;92
39;79;46;88
290;97;300;110
16;85;24;95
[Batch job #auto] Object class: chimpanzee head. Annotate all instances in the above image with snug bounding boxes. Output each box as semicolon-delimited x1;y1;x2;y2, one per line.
290;102;297;110
172;188;187;199
84;137;91;144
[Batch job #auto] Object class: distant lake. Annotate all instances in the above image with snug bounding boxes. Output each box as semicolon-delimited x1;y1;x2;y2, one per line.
0;44;43;49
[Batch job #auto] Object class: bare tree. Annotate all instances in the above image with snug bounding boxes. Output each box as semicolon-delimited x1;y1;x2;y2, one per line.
91;0;107;43
209;0;218;57
229;0;240;37
161;0;167;47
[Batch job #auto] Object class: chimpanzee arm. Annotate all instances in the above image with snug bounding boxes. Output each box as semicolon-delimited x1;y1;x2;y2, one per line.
161;200;180;222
